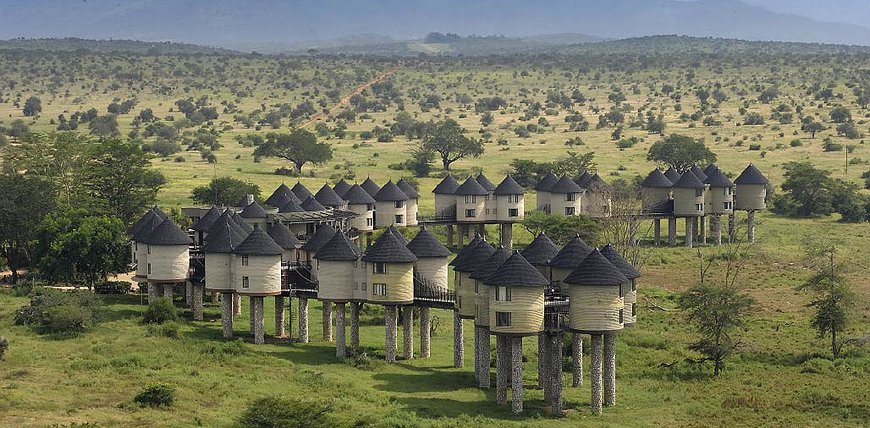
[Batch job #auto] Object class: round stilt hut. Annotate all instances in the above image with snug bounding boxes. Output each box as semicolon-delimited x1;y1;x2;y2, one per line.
300;196;326;212
233;224;283;344
406;226;451;291
291;181;313;201
493;175;525;222
360;177;381;198
343;184;376;234
476;173;497;222
453;238;495;319
268;221;301;263
599;244;641;327
240;200;269;230
535;171;559;212
549;175;583;217
189;205;220;247
265;183;295;207
141;218;192;300
470;246;510;388
548;235;594;294
582;173;612;218
520;231;559;280
374;180;409;228
672;169;706;246
640;169;673;211
455;176;488;224
663;166;681;184
130;209;164;283
433;174;460;216
704;168;733;214
734;163;769;211
314;230;361;357
300;223;336;277
396;178;420;226
332;178;352;199
315;183;348;210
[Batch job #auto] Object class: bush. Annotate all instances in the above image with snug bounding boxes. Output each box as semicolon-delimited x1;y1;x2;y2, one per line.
143;298;177;324
14;288;101;334
790;139;803;147
134;384;175;408
0;336;7;360
749;143;762;151
94;281;132;294
44;306;92;334
146;321;181;338
238;397;330;428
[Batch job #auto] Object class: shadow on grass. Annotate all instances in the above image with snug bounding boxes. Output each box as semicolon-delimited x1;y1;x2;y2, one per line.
392;395;553;421
371;370;475;393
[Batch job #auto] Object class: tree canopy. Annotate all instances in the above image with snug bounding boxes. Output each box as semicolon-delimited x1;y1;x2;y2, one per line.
0;173;57;283
646;134;716;173
253;129;332;173
421;119;484;170
191;177;261;206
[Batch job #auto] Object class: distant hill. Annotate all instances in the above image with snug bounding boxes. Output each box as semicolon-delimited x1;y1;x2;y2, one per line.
0;37;239;55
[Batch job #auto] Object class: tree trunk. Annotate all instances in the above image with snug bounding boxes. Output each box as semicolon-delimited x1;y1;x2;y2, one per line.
294;161;304;173
10;267;18;284
832;328;838;358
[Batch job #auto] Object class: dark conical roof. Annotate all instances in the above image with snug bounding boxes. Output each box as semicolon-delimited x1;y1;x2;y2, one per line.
476;173;496;192
493;175;525;195
300;223;336;253
576;171;593;189
133;212;163;242
268;191;300;211
599;244;641;280
362;227;417;263
449;234;482;267
469;246;510;280
374;180;409;201
641;169;673;188
453;239;495;273
234;194;252;208
301;196;326;212
291;181;312;200
703;164;720;177
142;218;191;245
333;179;352;198
689;164;708;182
343;184;376;205
704;169;733;188
564;248;629;286
664;167;681;183
406;226;451;258
151;206;168;220
268;221;300;250
549;235;594;269
191;206;221;232
672;170;706;189
314;230;360;261
396;178;419;199
279;198;305;213
433;174;460;194
535;172;559;191
361;177;381;197
232;211;253;233
734;164;769;185
131;210;162;238
240;200;268;218
388;225;409;244
203;216;247;253
550;175;583;194
483;252;549;287
315;184;346;207
207;210;239;235
521;232;560;266
233;224;283;256
455;176;489;196
265;184;295;207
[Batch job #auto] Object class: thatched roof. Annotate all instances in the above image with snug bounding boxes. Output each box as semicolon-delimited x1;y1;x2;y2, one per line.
406;226;451;258
455;176;489;196
599;244;641;280
563;248;629;286
191;206;222;232
449;234;482;267
315;184;346;207
300;224;336;253
734;164;769;185
265;184;295;207
689;164;708;182
493;175;525;195
279;198;305;213
232;211;254;233
233;225;283;256
672;170;706;189
453;239;495;273
469;246;510;280
142;218;191;245
203;216;248;253
314;230;360;261
520;231;559;266
374;180;409;202
704;169;733;188
483;252;548;287
641;170;672;188
333;179;352;198
240;200;268;218
549;235;594;269
362;227;417;263
268;222;301;250
535;172;558;191
576;171;593;189
292;181;312;200
664;167;681;183
433;174;460;194
343;184;376;205
361;177;381;197
703;164;720;176
396;178;419;199
133;212;164;242
301;196;326;212
131;210;162;238
475;173;496;192
550;175;583;194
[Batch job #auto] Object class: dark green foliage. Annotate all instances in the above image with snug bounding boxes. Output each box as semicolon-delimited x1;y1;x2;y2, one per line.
421;119;484;170
0;173;57;283
646;134;716;173
143;298;177;324
253;130;332;173
520;211;601;246
509;151;596;188
743;112;765;125
238;396;330;428
35;214;129;286
678;283;753;375
771;162;869;222
0;336;7;360
799;242;854;358
405;147;435;178
14;288;102;334
191;176;261;206
94;281;133;294
829;106;851;123
22;96;42;116
134;384;175;408
88;114;120;137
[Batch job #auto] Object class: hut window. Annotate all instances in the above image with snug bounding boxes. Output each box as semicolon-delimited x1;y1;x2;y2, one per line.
695;188;703;197
724;187;732;196
485;208;490;215
619;284;624;297
724;202;733;210
394;201;404;209
241;256;249;266
366;218;373;227
566;193;576;202
496;312;512;327
511;194;520;203
465;209;476;218
242;276;250;288
495;286;511;302
619;309;624;324
362;282;367;291
373;262;387;274
485;194;490;201
353;282;358;291
395;215;404;224
632;303;637;317
147;263;151;274
147;245;151;254
373;283;387;296
565;207;575;215
695;204;703;212
508;208;519;217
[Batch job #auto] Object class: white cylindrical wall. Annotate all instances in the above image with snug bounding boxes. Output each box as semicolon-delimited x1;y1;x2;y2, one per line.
406;199;419;226
316;260;355;302
496;195;525;222
568;285;624;333
375;201;406;228
352;260;368;302
348;203;374;232
706;186;734;215
583;192;612;218
415;257;448;291
135;243;148;278
641;188;671;210
734;184;766;211
367;262;414;305
549;193;581;217
672;187;705;217
205;253;234;292
434;194;455;214
236;255;282;296
147;245;189;282
536;191;551;211
456;196;485;223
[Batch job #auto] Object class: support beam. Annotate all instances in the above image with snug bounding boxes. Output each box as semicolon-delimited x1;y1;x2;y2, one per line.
549;333;563;415
457;224;467;249
654;218;661;246
299;297;309;343
286;297;293;339
251;296;264;345
572;332;583;387
699;216;707;245
748;210;756;243
629;218;639;247
728;213;736;243
446;224;454;249
221;292;233;339
511;336;524;414
453;311;464;368
693;215;700;244
476;326;490;388
496;335;508;406
385;305;397;363
538;332;549;389
163;283;174;300
668;217;677;247
712;215;722;245
322;301;333;342
274;296;285;338
590;334;603;415
350;302;360;353
184;282;192;306
233;293;242;316
335;302;346;358
419;307;431;358
603;333;616;407
500;223;514;250
147;282;159;303
192;284;204;321
402;306;414;360
685;217;694;248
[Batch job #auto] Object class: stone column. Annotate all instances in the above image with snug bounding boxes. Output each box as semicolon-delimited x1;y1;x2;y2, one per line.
350;302;361;353
572;332;583;387
163;283;174;300
419;307;431;358
500;223;513;250
147;282;159;303
275;296;286;338
453;311;464;368
711;215;722;245
477;326;491;388
402;306;414;360
604;333;616;407
385;305;397;363
322;301;333;342
446;224;454;249
474;326;483;383
233;293;242;316
668;217;677;246
590;334;603;415
496;335;508;406
286;296;293;339
251;296;264;345
654;218;661;246
748;210;756;243
511;337;524;414
550;333;563;415
457;224;467;249
185;282;193;306
335;302;346;358
221;292;233;339
699;216;707;245
538;332;549;389
299;297;309;343
728;213;736;243
192;284;204;321
685;217;694;248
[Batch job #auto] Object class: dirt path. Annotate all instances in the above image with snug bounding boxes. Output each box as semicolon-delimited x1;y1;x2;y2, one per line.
298;66;399;129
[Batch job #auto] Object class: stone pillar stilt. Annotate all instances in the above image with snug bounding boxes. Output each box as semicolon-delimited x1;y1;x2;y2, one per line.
693;215;700;244
699;216;707;245
221;292;233;339
453;311;464;368
286;297;293;339
500;223;513;250
350;302;360;353
668;217;677;246
402;306;414;360
446;224;454;249
192;284;204;321
474;326;483;383
147;282;159;303
511;336;524;414
211;291;220;303
419;307;431;358
233;293;242;316
477;326;491;388
457;224;467;249
549;333;563;415
712;215;722;245
748;210;756;243
322;301;333;342
275;296;286;338
654;218;661;246
572;332;583;387
496;335;508;406
728;213;736;243
299;297;309;343
385;305;397;363
185;282;192;306
163;283;174;300
590;334;603;415
251;296;264;345
538;332;549;389
685;217;694;248
335;302;346;358
603;333;616;407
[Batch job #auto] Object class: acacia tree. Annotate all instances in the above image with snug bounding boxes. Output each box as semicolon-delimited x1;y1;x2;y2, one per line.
22;96;41;116
798;240;853;358
647;134;717;173
191;177;261;206
253;129;332;173
421;119;484;170
0;174;56;283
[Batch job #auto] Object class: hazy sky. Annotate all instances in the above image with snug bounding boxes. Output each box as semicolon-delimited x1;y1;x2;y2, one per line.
715;0;870;27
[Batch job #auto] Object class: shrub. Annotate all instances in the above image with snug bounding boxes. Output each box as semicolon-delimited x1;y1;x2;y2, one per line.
0;336;7;360
44;306;92;334
238;396;330;428
143;298;177;324
146;321;180;339
134;384;175;408
749;143;762;151
14;288;101;334
94;281;132;294
790;139;803;147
